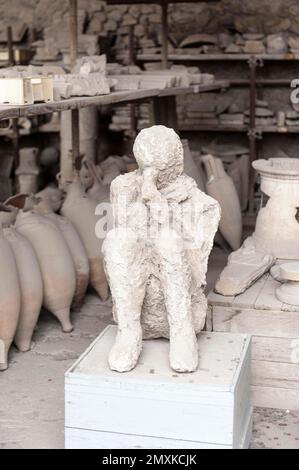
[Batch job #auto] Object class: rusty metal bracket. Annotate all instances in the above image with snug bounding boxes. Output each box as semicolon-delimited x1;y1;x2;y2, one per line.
248;56;264;69
247;128;263;140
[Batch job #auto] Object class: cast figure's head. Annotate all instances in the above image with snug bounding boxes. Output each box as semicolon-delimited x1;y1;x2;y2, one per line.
133;125;184;189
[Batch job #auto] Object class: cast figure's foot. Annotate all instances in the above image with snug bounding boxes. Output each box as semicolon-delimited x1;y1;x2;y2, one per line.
169;328;198;373
109;324;143;373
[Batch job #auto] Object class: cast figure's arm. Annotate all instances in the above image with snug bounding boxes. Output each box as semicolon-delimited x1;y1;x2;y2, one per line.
110;171;141;228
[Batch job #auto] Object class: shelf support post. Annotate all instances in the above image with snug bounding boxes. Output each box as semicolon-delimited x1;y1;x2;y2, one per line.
7;26;19;163
161;0;168;69
248;56;263;212
69;0;80;177
69;0;78;71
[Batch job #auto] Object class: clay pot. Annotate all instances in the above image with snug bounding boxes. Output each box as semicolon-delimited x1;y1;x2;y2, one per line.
124;156;138;173
40;147;59;167
87;177;110;202
35;186;63;213
226;154;249;212
0;228;21;370
61;179;109;301
5;194;44;214
182;139;205;192
201;154;242;250
15;211;76;332
0;204;18;227
82;160;109;203
80;162;95;191
46;213;90;311
4;227;43;352
100;156;125;187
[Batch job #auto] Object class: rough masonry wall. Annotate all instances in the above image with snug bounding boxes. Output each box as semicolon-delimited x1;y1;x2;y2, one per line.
0;0;299;53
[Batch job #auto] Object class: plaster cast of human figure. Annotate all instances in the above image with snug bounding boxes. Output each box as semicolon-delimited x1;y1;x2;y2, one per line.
102;126;220;373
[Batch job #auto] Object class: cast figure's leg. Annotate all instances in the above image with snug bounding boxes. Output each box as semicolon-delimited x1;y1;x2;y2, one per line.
102;228;149;372
154;228;198;372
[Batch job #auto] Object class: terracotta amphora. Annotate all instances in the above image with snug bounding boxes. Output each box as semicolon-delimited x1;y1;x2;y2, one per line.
4;227;43;352
15;211;76;332
0;228;21;370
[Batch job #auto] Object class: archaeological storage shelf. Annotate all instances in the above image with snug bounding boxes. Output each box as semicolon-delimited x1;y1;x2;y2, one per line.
0;0;229;185
107;0;220;69
0;82;229;175
137;52;299;200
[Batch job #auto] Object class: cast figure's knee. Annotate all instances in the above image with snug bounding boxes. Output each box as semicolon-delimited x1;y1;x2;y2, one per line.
155;228;184;259
102;227;138;256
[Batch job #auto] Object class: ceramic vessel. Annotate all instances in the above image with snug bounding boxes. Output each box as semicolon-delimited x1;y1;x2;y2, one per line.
100;156;126;187
46;213;90;311
35;186;63;213
87;177;109;202
15;211;76;332
201;154;242;250
81;161;109;202
226;154;249;211
252;158;299;259
61;179;109;301
4;227;43;352
80;160;95;191
182;139;205;192
0;228;21;370
0;204;18;227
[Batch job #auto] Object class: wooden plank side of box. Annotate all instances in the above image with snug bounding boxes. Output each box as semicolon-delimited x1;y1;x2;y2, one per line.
65;382;234;445
65;326;251;448
212;306;299;338
65;404;253;450
252;385;299;410
233;338;253;448
210;304;299;410
65;428;231;449
251;336;299;363
252;360;299;390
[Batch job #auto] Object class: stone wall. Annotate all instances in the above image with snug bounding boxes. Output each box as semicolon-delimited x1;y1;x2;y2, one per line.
0;0;297;159
0;0;299;57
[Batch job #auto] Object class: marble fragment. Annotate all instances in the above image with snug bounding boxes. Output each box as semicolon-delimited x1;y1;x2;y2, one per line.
215;237;275;296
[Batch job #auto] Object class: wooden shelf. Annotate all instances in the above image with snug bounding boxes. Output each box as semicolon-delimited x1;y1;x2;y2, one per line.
230;79;292;87
0;82;229;121
107;0;219;4
179;124;299;134
137;53;299;62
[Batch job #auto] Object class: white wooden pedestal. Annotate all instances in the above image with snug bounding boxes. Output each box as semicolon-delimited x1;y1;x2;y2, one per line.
208;271;299;411
65;325;252;449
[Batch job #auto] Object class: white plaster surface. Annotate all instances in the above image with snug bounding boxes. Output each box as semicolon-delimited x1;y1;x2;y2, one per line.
103;126;220;373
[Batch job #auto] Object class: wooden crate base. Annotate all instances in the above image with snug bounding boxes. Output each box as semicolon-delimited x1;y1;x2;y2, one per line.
66;413;253;449
65;325;252;449
208;271;299;411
